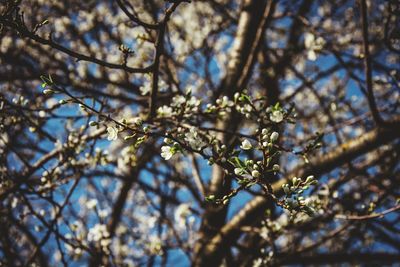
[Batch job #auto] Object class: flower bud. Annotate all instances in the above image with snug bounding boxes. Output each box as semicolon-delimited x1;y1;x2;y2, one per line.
272;164;280;172
270;132;279;142
246;159;254;165
206;195;215;202
240;139;252;150
234;168;243;176
251;170;260;178
43;89;54;95
292;177;300;187
124;135;135;141
282;184;290;195
305;175;315;184
262;141;268;147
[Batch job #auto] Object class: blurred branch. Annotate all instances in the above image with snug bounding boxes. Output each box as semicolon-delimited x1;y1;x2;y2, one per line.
193;2;275;266
276;252;400;265
335;204;400;220
359;0;384;125
215;0;275;98
149;1;185;119
115;0;159;29
191;154;206;199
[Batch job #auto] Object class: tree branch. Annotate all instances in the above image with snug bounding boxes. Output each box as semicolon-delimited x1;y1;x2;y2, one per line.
335;204;400;220
360;0;384;125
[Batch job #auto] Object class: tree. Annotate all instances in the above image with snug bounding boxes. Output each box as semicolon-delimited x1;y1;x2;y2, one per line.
0;0;399;266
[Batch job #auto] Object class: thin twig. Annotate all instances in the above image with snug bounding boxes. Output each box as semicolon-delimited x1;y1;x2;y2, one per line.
335;204;400;220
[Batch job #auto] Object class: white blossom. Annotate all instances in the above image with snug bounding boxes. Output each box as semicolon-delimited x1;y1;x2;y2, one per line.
270;110;283;123
172;95;186;107
273;164;280;172
174;203;191;228
187;96;201;107
240;139;252;150
304;32;325;61
98;209;109;218
107;126;118;141
234;168;243;176
140;74;168;95
88;223;110;243
139;83;151;96
270;132;279;142
161;146;174;160
184;127;205;150
216;96;234;108
157;105;173;117
86;199;98;209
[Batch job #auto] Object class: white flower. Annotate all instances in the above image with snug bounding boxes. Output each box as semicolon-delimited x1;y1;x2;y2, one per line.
86;199;98;209
98;209;109;218
304;32;325;61
157;105;173;117
184;127;205;150
74;247;82;256
140;74;167;95
187;96;201;107
172;95;186;107
158;79;168;92
308;50;317;61
139;84;151;96
240;139;252;150
216;96;234;107
107;126;118;141
174;203;191;228
304;32;315;50
270;110;283;123
270;132;279;142
253;258;264;267
161;146;174;160
88;223;110;243
139;74;151;95
38;110;46;118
